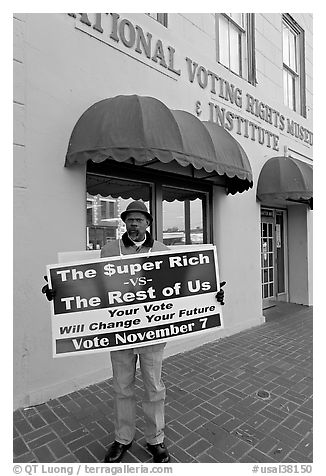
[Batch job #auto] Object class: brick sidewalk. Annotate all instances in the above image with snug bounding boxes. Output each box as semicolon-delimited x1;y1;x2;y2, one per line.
13;304;313;463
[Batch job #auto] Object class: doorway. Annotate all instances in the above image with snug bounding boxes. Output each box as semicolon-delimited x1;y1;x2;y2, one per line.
261;208;288;309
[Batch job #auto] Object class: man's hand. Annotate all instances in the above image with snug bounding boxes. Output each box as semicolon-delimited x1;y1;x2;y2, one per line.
215;281;226;305
42;276;55;301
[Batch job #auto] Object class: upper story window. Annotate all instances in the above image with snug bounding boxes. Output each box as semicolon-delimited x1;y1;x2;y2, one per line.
216;13;256;85
146;13;168;27
282;14;306;116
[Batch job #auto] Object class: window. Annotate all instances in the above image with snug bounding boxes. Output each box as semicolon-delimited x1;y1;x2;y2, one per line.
282;14;306;116
162;186;207;246
86;163;212;251
86;194;125;249
216;13;256;84
146;13;168;27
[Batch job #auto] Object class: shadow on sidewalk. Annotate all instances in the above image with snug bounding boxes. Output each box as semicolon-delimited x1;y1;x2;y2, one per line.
263;301;311;322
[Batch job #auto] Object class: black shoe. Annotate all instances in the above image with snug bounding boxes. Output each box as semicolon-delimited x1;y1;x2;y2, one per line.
147;442;170;463
104;441;132;463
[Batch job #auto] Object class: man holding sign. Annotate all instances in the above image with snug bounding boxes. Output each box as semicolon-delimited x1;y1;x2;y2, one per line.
43;201;225;463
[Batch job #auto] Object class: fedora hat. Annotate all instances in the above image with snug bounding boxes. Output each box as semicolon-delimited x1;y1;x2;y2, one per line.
120;201;153;224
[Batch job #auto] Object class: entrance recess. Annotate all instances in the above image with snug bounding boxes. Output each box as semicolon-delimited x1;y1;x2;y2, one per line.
261;208;288;309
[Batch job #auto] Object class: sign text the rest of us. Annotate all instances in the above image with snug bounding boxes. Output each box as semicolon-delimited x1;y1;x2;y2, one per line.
47;245;223;357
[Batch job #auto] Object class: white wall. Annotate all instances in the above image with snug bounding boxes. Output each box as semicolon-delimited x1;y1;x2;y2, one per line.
307;210;313;305
288;206;309;304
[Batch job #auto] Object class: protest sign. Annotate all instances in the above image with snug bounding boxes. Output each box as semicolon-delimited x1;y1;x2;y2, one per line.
47;245;223;357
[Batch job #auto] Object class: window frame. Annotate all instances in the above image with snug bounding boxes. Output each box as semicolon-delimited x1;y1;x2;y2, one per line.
146;13;168;28
282;14;306;117
160;184;210;246
86;161;214;249
215;13;256;85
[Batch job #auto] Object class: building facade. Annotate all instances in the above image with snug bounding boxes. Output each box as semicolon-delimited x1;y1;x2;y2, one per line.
13;13;313;409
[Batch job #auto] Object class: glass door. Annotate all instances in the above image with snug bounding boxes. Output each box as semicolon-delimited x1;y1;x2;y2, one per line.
275;210;288;301
261;208;288;309
261;211;275;308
